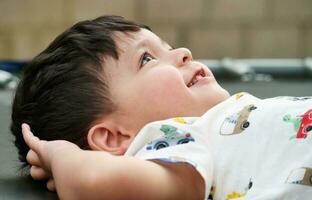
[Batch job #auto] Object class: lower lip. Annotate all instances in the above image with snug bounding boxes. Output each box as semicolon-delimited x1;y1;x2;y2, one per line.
192;76;215;87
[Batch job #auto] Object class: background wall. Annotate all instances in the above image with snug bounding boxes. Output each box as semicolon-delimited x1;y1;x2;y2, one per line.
0;0;312;60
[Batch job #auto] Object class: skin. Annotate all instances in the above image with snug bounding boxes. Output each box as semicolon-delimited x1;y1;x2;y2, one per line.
23;28;230;199
86;29;230;153
108;29;229;134
23;124;206;200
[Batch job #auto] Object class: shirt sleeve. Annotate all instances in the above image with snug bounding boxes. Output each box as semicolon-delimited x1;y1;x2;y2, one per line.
125;118;213;199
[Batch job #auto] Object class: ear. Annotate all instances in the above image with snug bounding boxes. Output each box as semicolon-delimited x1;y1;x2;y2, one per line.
87;123;132;155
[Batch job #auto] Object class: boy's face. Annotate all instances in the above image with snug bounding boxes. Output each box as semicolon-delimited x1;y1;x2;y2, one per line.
105;29;229;136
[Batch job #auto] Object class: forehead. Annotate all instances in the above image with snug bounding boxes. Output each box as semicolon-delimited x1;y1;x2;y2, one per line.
112;29;165;52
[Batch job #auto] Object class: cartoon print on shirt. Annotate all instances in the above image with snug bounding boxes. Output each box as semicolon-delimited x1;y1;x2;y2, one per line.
286;167;312;186
235;92;247;100
207;186;216;200
291;97;312;101
235;92;248;100
145;124;195;151
173;117;197;125
220;104;257;135
173;117;188;124
283;109;312;139
226;179;253;200
160;124;180;139
273;96;312;101
226;192;246;200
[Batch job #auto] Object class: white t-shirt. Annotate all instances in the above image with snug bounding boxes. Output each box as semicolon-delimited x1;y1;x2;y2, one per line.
125;92;312;200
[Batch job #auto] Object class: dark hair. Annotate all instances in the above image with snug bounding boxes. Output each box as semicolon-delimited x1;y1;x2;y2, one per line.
11;15;149;171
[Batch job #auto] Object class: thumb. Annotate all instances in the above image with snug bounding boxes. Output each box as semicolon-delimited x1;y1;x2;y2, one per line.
22;123;41;152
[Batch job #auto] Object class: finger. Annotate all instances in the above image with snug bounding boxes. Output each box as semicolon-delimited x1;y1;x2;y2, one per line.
22;123;33;136
30;165;50;180
22;123;40;152
26;150;41;166
47;178;56;192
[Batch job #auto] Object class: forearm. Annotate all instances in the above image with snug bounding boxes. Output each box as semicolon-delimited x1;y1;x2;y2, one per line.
51;148;115;200
51;148;204;200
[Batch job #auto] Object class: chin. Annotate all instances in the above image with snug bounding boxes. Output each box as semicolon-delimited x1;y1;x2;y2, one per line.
221;88;231;99
201;89;230;113
215;89;230;105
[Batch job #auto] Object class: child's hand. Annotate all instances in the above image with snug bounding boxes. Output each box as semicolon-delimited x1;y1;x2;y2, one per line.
21;123;80;191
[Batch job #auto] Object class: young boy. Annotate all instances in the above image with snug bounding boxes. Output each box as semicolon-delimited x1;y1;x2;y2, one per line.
12;15;312;199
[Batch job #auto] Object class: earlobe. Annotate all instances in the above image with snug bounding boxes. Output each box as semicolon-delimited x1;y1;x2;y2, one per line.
87;123;131;155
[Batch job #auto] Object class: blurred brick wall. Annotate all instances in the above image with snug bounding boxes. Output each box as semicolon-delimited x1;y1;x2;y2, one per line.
0;0;311;59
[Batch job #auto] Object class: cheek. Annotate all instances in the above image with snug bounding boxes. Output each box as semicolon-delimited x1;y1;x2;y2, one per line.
116;68;193;128
139;69;187;103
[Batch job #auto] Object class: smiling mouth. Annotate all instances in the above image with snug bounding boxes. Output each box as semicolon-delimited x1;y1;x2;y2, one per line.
187;68;207;87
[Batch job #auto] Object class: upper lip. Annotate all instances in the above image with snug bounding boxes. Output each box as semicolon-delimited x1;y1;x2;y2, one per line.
187;68;207;87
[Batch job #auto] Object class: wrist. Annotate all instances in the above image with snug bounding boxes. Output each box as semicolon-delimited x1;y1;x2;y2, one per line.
50;144;81;171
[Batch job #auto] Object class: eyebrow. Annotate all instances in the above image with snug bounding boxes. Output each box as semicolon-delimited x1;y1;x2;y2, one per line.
159;38;173;49
160;38;170;47
134;36;171;49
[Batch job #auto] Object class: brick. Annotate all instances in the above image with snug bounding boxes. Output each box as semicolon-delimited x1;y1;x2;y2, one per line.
73;0;136;21
210;0;266;22
4;24;67;60
10;31;35;59
33;26;68;55
273;0;312;22
145;0;202;23
0;35;13;59
188;27;241;59
0;0;66;27
305;29;312;57
247;26;300;58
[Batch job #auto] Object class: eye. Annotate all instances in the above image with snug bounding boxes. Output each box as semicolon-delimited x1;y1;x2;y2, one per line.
140;52;154;67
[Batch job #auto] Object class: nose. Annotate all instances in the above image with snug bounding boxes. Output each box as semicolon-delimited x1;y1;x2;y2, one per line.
170;48;193;67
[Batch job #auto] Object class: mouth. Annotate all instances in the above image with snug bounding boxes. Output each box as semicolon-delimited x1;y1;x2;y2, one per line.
187;68;208;87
